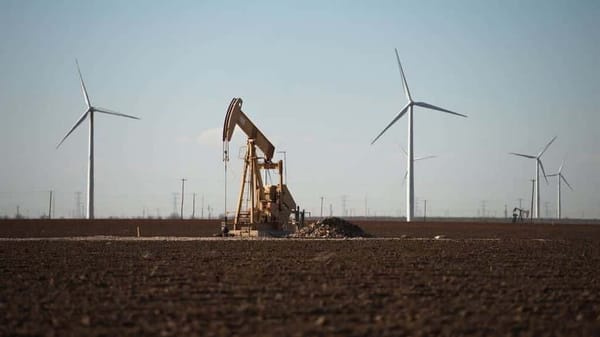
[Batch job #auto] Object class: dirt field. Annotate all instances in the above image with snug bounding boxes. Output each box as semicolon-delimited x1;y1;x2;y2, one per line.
1;220;600;336
2;218;600;240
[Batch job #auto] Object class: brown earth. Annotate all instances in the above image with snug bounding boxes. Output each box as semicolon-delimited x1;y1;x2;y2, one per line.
2;218;600;240
1;219;600;336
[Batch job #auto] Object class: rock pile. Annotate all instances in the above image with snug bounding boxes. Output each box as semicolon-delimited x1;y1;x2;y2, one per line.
290;217;372;238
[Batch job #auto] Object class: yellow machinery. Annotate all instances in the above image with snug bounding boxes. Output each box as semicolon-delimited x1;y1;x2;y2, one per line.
222;98;298;236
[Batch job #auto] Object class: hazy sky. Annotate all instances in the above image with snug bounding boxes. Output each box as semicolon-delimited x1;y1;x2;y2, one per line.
1;0;599;219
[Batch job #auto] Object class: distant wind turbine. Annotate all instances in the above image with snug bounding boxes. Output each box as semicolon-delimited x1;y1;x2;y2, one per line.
547;161;573;219
56;60;140;219
371;49;467;222
509;136;556;219
399;145;437;183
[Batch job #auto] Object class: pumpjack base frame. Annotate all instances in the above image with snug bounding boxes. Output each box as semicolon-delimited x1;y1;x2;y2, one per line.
227;223;294;238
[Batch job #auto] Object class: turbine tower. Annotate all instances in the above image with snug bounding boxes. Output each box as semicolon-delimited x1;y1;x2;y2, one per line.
547;162;573;219
57;60;140;219
371;49;467;222
509;136;556;219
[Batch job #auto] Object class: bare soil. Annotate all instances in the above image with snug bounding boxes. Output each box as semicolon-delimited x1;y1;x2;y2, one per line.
1;219;600;336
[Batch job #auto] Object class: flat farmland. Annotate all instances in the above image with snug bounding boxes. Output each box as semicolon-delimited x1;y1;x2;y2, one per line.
1;220;600;336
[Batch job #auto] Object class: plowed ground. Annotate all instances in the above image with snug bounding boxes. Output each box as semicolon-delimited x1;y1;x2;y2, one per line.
1;220;600;336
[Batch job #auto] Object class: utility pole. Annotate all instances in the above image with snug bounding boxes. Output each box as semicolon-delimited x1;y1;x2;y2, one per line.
329;204;333;217
180;178;187;219
320;196;324;218
364;195;368;217
341;195;347;217
277;151;288;184
201;195;204;219
48;190;53;219
192;193;196;219
504;204;508;219
423;199;427;221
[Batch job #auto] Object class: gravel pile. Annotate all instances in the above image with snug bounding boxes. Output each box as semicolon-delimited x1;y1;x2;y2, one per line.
290;217;372;238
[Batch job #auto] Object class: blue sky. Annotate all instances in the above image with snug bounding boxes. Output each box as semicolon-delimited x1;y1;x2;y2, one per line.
1;0;599;218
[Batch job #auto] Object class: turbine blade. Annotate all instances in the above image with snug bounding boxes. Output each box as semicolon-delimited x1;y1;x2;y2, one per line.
558;160;564;173
399;145;408;157
95;107;140;120
414;101;467;118
538;159;549;184
56;110;89;148
538;136;557;157
546;173;559;177
509;152;536;159
415;155;437;161
371;102;411;145
561;174;574;191
76;59;91;108
394;48;412;101
403;170;408;182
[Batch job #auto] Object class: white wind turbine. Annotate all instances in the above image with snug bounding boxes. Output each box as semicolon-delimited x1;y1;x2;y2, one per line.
399;146;437;183
547;161;573;219
509;136;556;219
371;49;467;222
56;60;140;219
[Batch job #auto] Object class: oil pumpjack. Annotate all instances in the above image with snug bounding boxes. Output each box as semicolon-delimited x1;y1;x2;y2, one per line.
222;98;300;236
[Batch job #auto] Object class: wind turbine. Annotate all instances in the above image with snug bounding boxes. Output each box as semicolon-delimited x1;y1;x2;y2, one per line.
371;49;467;222
399;146;437;183
509;136;556;219
547;161;573;219
56;60;140;219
